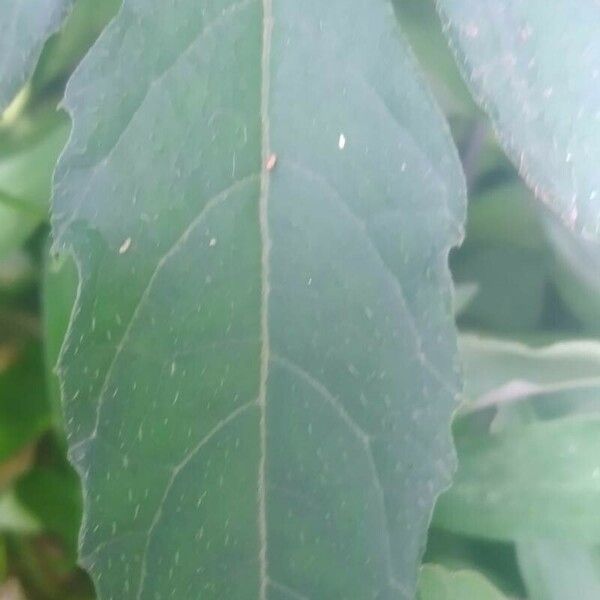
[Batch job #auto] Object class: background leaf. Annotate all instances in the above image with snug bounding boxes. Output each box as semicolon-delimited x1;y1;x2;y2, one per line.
435;416;600;542
517;539;600;600
459;335;600;412
436;0;600;239
0;0;74;110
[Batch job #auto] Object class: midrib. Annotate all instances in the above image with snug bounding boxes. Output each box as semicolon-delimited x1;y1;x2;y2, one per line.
257;0;273;597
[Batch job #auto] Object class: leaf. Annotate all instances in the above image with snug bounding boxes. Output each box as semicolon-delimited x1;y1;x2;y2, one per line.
544;215;600;333
0;110;70;258
459;334;600;413
436;0;600;239
33;0;122;93
517;539;600;600
418;564;505;600
453;283;478;317
43;249;78;430
424;529;526;597
51;0;466;597
435;416;600;542
452;246;547;332
0;0;74;110
0;344;51;463
0;489;40;534
451;180;550;333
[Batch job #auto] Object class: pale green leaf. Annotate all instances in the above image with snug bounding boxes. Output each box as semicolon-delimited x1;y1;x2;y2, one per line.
435;416;600;542
437;0;600;239
418;564;505;600
51;0;466;597
0;112;69;258
0;488;40;534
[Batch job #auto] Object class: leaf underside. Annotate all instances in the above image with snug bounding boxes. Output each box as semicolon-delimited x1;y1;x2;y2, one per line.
436;0;600;240
52;0;465;597
0;0;74;110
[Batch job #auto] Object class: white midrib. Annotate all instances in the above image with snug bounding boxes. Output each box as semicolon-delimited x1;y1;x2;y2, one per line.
257;0;273;598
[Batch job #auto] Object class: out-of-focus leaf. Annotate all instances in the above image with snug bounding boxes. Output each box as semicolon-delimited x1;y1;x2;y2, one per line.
418;564;505;599
51;0;466;597
0;344;51;462
453;245;547;332
0;443;35;490
0;489;40;534
544;215;600;333
517;539;600;600
0;578;27;600
392;0;474;117
466;181;545;251
0;0;74;110
452;179;550;332
437;0;600;239
0;252;36;295
459;334;600;413
16;466;82;560
0;113;69;258
435;416;600;542
424;528;526;597
43;249;77;429
453;283;477;317
34;0;122;94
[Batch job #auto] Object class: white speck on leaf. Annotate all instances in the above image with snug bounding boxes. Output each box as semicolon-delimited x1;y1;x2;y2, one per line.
338;133;346;149
209;237;217;247
119;238;132;254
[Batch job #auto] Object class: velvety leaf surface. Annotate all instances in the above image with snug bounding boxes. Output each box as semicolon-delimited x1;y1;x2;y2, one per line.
418;565;505;600
436;0;600;239
0;0;74;110
52;0;465;597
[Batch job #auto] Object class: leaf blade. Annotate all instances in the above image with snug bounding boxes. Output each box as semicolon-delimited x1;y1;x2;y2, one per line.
52;0;466;597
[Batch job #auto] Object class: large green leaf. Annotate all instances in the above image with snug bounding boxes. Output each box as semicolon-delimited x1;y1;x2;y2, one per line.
51;0;465;597
436;0;600;239
418;565;505;600
0;0;74;110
